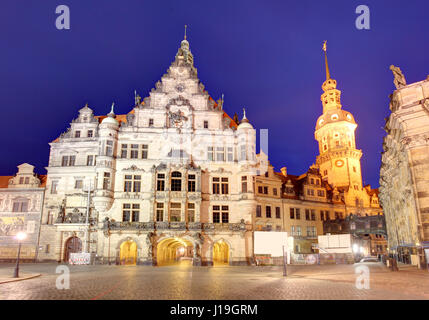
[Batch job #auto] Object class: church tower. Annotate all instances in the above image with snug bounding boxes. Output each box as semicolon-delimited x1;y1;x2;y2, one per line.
314;42;363;190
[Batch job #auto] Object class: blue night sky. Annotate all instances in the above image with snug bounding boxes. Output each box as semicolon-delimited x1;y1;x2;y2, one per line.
0;0;428;188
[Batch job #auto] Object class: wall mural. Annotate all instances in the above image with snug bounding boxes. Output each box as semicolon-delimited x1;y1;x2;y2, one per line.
0;217;25;236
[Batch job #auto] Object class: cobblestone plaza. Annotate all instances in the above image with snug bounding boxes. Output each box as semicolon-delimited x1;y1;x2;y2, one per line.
0;263;427;300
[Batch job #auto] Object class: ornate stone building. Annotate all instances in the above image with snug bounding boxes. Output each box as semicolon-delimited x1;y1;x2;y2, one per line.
37;35;257;266
0;163;46;261
253;44;386;257
380;70;429;267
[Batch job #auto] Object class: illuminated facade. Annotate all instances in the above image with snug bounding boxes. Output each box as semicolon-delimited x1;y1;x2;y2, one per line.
0;164;46;261
254;44;386;257
380;73;429;267
37;35;257;266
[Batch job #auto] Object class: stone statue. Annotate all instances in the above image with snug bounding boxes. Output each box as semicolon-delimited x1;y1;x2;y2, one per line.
390;65;407;89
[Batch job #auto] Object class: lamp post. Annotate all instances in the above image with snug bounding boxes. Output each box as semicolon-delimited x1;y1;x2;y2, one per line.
14;232;27;278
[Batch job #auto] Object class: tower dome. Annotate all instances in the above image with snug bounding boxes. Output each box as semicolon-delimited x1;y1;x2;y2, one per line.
237;108;253;130
101;103;119;125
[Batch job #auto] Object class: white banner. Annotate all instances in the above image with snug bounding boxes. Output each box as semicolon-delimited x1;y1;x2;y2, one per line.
69;252;92;265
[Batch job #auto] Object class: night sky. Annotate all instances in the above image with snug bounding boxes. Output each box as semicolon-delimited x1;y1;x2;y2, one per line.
1;0;428;188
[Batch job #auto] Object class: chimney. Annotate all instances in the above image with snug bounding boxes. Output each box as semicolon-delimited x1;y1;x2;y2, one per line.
280;167;287;177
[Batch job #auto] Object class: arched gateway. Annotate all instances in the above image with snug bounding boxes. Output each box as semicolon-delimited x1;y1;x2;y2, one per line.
120;240;137;265
213;240;229;265
64;236;82;262
156;237;194;266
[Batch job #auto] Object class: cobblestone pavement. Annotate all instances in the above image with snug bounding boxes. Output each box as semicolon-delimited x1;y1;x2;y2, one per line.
0;262;427;300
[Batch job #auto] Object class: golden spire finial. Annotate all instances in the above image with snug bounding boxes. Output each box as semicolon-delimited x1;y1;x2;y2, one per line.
323;40;331;80
184;24;187;40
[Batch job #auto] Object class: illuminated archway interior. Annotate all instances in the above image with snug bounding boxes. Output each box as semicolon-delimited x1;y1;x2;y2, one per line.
213;240;229;265
157;238;193;266
120;240;137;265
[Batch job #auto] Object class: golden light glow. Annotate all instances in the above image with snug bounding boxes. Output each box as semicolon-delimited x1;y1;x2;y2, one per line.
120;240;137;265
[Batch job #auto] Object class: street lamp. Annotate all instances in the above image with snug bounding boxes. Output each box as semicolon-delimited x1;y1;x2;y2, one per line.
14;231;27;278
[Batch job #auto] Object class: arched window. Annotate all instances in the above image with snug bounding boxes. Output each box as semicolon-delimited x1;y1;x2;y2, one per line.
171;171;182;191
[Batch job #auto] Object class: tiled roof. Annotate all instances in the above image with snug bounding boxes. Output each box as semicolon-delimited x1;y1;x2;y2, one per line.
0;176;12;188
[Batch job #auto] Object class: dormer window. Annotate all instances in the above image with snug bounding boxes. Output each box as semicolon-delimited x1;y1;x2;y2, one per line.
75;131;81;138
87;130;93;138
331;114;339;121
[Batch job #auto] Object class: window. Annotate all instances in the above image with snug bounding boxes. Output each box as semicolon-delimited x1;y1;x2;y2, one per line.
121;144;128;158
221;177;229;194
275;207;281;219
61;155;75;166
75;131;81;138
142;144;148;159
295;208;301;220
305;209;310;220
157;174;165;191
24;177;29;184
213;205;221;223
51;181;58;194
307;226;316;237
124;175;141;192
266;206;271;218
216;147;225;162
307;188;315;196
241;176;247;193
87;130;93;138
310;178;314;184
263;186;268;194
256;205;262;217
149;118;154;127
47;211;54;225
227;147;233;162
131;204;140;221
203;120;208;128
130;144;139;159
156;203;164;222
296;226;302;236
290;207;295;219
105;141;113;157
285;187;294;194
75;180;83;189
19;177;24;184
87;155;95;166
171;171;182;191
45;244;50;254
320;211;325;221
12;199;29;212
212;177;220;194
258;186;263;194
316;179;320;185
188;174;196;192
335;211;342;219
317;190;325;197
122;204;130;221
311;209;316;221
103;172;110;190
188;203;195;222
273;188;278;196
170;203;181;221
207;147;214;161
221;206;229;223
240;145;246;161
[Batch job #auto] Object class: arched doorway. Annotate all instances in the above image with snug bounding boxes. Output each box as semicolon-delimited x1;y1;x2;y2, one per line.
64;236;82;262
213;240;229;266
156;238;193;266
120;240;138;265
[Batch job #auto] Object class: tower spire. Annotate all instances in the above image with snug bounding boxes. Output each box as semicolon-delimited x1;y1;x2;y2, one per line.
322;41;331;80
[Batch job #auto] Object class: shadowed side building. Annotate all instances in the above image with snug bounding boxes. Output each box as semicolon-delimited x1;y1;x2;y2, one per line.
0;163;46;262
380;71;429;268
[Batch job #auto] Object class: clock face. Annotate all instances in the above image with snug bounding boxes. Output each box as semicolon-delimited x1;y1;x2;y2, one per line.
335;160;344;167
176;84;185;92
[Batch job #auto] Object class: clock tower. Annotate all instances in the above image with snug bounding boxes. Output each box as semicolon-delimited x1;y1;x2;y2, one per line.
314;42;363;190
